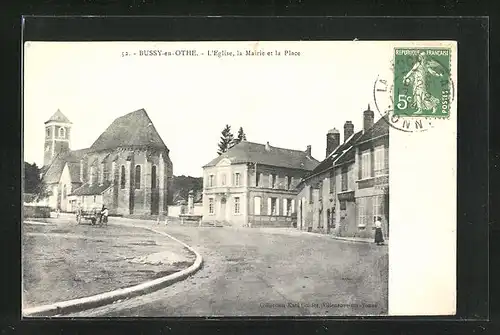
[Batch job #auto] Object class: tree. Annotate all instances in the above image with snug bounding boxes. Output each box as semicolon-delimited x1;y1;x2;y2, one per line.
217;124;234;155
24;162;50;202
232;127;247;147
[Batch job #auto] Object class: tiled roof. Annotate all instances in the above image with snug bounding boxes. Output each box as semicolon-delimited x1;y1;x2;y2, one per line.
89;109;167;152
42;154;68;184
301;130;363;181
334;131;363;166
41;148;91;184
203;141;320;171
44;109;71;124
70;181;112;196
356;116;389;144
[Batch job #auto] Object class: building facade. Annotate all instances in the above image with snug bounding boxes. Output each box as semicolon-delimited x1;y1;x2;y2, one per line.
202;141;320;227
297;105;389;239
40;109;173;217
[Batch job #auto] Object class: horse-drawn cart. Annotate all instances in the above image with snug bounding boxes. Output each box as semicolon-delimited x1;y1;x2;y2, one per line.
76;209;104;226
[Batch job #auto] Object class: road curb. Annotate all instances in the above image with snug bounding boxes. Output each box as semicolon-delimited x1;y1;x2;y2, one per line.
22;223;203;317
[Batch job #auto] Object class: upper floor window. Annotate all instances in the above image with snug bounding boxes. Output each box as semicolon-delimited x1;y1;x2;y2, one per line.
286;176;292;190
151;165;157;189
341;166;348;191
234;173;241;186
208;174;214;187
46;128;51;138
256;173;262;187
329;170;335;193
120;165;126;189
361;150;372;179
63;185;67;199
271;174;277;188
59;127;65;138
221;173;227;186
374;146;387;176
135;165;141;189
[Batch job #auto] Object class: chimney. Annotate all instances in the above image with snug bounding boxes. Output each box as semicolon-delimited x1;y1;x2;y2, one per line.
344;121;354;143
363;104;374;133
326;128;340;158
265;141;271;151
305;145;312;157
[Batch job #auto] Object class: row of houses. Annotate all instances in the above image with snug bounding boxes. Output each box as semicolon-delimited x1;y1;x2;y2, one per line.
200;105;389;239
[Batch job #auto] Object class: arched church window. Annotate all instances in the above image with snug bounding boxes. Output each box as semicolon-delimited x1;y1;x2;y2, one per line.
59;127;65;138
120;165;126;189
151;165;157;189
135;165;141;189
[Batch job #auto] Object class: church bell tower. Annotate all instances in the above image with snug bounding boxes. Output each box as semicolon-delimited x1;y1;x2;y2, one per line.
43;109;72;167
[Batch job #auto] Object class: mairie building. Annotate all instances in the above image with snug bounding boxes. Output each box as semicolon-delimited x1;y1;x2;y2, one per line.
201;141;320;227
40;108;173;217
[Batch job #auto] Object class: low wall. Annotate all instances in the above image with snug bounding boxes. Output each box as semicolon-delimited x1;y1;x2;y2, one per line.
23;205;51;218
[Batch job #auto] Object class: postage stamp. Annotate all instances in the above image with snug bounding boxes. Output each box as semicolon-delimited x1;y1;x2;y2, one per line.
393;48;452;118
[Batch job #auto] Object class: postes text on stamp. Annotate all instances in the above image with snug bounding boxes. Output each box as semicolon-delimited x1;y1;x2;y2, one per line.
393;48;451;118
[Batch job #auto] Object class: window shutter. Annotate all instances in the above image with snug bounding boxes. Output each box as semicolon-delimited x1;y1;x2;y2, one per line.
267;198;271;215
276;198;280;216
291;199;295;214
268;174;272;188
283;199;287;215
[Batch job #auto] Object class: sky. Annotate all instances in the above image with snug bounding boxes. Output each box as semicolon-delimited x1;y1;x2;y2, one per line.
23;41;390;177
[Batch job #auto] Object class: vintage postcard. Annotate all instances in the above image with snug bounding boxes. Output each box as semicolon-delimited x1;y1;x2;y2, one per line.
22;41;457;317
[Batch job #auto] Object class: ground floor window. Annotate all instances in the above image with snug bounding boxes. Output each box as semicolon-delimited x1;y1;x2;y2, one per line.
357;197;373;229
340;200;346;210
254;196;261;215
269;197;278;215
208;198;214;214
234;197;240;214
373;195;384;222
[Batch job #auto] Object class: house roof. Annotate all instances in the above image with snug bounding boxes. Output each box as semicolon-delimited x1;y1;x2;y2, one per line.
203;141;320;171
301;130;363;182
44;109;72;124
89;109;167;153
70;181;112;196
334;131;363;166
356;115;389;144
41;148;91;184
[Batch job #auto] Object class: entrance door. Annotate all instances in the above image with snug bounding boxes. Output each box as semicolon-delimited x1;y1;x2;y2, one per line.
218;197;227;222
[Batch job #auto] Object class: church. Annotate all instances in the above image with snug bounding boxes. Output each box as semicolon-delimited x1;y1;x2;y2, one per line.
41;108;173;217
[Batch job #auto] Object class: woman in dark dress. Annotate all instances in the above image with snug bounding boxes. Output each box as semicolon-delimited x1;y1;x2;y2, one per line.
374;216;384;245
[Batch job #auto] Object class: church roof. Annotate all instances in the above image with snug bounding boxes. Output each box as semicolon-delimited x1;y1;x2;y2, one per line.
89;109;168;153
203;141;320;171
44;109;72;124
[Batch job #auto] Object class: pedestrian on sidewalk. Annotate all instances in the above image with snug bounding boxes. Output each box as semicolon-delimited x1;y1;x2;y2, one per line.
374;216;385;246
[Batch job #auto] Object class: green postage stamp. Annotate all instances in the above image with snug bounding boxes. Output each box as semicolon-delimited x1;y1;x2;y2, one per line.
393;48;451;117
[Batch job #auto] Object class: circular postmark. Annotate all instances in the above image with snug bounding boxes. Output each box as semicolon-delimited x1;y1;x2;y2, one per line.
373;53;455;133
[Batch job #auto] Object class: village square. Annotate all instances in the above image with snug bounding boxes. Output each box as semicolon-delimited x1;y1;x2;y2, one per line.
23;105;389;317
